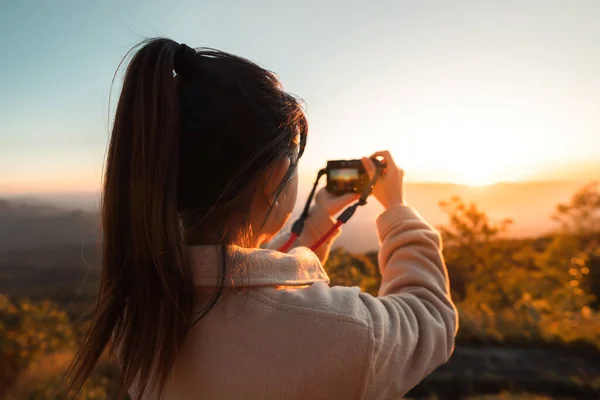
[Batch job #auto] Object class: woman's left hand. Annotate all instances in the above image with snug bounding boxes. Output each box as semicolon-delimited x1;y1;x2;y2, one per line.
314;188;360;216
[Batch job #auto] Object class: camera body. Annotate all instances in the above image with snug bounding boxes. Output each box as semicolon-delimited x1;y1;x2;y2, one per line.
325;158;386;195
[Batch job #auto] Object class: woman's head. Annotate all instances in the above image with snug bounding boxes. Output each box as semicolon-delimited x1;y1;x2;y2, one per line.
174;44;306;244
67;38;307;397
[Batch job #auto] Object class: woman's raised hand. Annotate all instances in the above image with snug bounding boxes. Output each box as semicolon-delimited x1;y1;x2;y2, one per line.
362;151;405;209
315;188;360;216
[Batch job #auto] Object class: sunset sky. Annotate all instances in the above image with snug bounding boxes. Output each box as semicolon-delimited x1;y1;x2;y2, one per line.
1;0;599;193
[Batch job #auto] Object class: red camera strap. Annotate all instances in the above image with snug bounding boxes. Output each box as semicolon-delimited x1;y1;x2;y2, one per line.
277;232;299;253
309;221;343;251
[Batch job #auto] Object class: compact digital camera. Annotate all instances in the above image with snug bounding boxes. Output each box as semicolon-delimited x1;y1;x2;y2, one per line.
325;158;386;195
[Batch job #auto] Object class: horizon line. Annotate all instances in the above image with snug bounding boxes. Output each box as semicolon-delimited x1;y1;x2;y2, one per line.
1;178;595;197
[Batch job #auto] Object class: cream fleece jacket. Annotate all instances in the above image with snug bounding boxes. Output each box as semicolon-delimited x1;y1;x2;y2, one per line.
133;204;458;400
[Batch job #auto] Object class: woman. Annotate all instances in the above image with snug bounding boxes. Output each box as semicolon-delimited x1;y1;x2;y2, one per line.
67;38;457;399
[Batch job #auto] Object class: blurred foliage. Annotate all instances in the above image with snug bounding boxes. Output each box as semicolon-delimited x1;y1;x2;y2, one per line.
438;195;515;305
462;393;565;400
0;296;122;399
0;295;74;394
439;181;600;347
408;394;573;400
6;372;109;400
0;181;599;398
552;181;600;235
552;181;600;308
325;248;380;294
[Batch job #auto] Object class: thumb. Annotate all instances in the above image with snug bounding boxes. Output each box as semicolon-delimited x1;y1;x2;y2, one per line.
361;157;376;179
337;192;361;204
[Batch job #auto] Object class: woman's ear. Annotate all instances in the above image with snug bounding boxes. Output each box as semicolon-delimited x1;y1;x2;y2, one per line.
263;156;291;201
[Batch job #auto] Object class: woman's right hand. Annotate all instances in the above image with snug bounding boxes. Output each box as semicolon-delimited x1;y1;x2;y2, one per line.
362;151;405;209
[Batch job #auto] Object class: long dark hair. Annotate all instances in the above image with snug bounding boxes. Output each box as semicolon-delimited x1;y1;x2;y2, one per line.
66;37;307;398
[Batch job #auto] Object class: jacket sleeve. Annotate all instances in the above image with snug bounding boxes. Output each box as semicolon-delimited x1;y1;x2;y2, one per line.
262;203;341;264
358;205;458;399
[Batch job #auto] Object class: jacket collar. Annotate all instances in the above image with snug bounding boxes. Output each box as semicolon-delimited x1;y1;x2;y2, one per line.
186;245;330;288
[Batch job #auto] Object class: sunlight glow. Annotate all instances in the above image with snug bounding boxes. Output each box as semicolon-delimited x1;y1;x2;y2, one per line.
458;168;497;187
316;56;600;187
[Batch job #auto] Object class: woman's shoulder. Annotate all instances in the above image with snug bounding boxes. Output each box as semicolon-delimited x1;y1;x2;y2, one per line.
249;283;374;329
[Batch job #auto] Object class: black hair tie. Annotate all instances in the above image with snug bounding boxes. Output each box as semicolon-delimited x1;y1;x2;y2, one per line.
174;43;201;77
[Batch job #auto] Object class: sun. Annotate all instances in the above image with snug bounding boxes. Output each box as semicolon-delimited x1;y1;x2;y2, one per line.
438;146;509;187
406;157;506;187
447;158;504;187
460;169;497;187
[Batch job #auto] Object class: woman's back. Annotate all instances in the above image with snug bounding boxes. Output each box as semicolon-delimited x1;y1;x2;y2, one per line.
143;205;455;399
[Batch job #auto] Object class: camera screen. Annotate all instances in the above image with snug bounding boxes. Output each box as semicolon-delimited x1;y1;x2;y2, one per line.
330;168;360;182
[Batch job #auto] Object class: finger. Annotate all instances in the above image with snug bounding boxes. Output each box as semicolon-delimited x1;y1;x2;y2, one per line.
370;150;395;168
361;157;376;179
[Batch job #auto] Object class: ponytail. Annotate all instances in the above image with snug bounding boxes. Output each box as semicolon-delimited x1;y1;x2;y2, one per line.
67;38;195;398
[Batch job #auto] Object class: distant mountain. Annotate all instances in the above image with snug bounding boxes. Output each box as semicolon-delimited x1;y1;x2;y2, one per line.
1;191;101;212
0;199;98;252
0;180;590;253
327;180;586;252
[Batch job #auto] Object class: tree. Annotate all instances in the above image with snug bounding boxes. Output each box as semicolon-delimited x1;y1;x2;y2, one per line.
0;295;118;399
438;186;600;346
0;295;75;395
438;196;514;306
550;181;600;309
324;248;381;296
553;181;600;235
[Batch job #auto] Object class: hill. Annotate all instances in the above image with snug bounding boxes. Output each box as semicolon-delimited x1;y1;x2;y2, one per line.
0;199;98;252
0;180;586;252
298;180;585;251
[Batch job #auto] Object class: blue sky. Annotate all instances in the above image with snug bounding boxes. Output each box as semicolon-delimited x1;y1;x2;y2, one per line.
1;0;599;193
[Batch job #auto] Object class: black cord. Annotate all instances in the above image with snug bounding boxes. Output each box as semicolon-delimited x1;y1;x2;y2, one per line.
358;173;380;205
291;168;326;236
301;168;326;219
